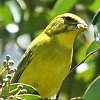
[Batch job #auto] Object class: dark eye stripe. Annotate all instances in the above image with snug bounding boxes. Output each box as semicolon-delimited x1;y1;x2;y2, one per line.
65;16;77;23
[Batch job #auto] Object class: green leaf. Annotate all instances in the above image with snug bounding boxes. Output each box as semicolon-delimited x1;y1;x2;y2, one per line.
20;12;48;36
18;94;41;100
51;0;77;17
88;0;100;12
6;0;23;23
2;83;39;99
92;9;100;43
0;4;13;25
92;9;100;25
86;41;100;55
83;76;100;100
76;45;87;63
75;63;96;82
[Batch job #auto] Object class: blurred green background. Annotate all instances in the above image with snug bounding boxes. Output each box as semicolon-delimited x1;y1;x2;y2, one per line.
0;0;100;100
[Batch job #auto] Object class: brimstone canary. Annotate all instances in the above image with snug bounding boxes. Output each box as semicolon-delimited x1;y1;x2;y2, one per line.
12;13;87;99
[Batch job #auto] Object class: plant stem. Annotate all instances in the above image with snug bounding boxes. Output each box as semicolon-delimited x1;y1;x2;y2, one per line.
6;59;10;100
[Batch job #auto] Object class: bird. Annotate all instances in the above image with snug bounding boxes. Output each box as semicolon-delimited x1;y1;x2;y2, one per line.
12;13;87;99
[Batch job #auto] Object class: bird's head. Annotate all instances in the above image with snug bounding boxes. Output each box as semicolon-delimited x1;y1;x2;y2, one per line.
43;13;88;48
44;13;87;36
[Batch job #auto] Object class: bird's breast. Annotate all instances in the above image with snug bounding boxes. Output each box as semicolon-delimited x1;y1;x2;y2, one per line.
19;35;73;98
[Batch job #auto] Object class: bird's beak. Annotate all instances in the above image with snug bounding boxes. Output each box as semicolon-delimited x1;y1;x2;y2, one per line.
77;20;88;32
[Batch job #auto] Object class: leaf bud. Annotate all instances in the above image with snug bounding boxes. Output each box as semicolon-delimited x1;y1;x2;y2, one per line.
6;55;11;60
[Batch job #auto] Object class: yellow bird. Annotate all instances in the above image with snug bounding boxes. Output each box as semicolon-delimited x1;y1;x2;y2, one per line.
12;13;87;99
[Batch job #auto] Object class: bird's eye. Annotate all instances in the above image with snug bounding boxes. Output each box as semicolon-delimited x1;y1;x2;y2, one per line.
64;17;77;23
64;17;78;26
65;17;73;21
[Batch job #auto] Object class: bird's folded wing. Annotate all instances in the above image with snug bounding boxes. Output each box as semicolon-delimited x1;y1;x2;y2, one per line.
11;49;33;83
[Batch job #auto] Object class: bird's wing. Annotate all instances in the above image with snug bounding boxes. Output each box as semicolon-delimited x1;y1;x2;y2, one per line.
11;33;49;83
11;47;33;83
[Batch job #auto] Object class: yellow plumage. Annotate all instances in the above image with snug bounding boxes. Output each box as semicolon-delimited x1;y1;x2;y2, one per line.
12;13;87;99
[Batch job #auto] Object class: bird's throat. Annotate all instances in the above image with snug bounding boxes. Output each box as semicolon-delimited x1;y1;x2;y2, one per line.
57;31;79;48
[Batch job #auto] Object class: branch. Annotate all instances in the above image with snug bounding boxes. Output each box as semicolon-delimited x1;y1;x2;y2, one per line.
56;47;100;100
